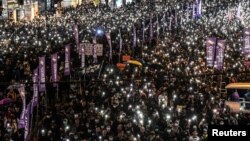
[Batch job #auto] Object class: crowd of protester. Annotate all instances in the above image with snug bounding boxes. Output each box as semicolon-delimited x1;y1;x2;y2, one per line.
1;0;250;141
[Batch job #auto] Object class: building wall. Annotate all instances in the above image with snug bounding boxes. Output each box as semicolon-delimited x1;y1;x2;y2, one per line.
61;0;71;7
1;0;8;18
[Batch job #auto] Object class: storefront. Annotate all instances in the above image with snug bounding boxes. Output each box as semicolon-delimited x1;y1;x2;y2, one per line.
0;0;38;21
1;0;13;19
1;0;137;21
61;0;83;8
22;1;39;20
4;0;19;21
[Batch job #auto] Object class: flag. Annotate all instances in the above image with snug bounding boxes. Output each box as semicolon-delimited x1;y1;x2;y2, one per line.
51;53;58;87
80;43;85;68
105;32;112;63
236;2;241;18
93;36;98;63
215;40;226;70
192;2;196;19
119;30;123;62
133;24;136;48
142;21;145;43
64;44;71;76
150;15;153;42
236;3;245;24
197;0;202;17
175;10;178;27
186;3;189;21
18;84;25;129
243;28;250;60
206;37;216;67
227;8;232;21
73;25;79;53
24;103;31;141
93;45;98;63
236;3;245;26
93;36;97;44
161;14;166;33
156;15;159;39
180;12;183;25
31;68;38;113
169;15;172;30
39;56;46;92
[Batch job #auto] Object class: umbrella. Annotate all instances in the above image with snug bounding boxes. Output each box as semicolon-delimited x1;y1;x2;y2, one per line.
117;63;126;71
7;84;21;90
127;60;142;67
0;98;14;106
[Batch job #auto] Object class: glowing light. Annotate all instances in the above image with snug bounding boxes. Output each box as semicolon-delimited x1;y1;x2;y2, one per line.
192;115;197;121
213;109;217;113
96;29;104;35
166;114;171;120
65;126;70;130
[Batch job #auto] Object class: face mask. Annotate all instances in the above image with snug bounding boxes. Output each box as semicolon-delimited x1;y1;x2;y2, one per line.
7;127;12;133
107;127;110;131
63;120;67;125
109;137;113;140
